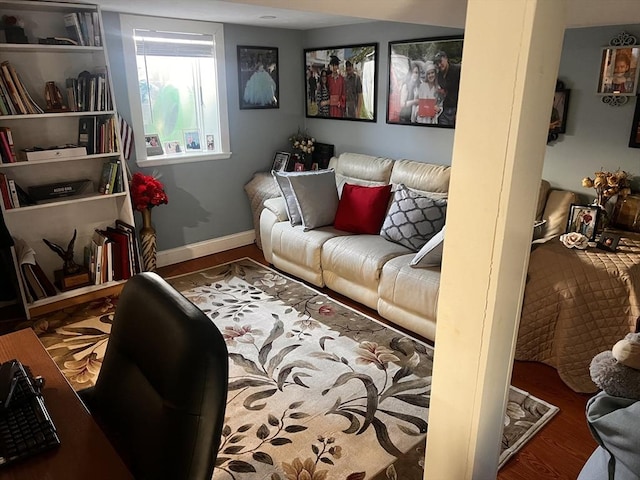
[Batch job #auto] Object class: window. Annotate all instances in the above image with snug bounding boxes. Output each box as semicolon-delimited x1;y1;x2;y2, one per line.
120;15;230;166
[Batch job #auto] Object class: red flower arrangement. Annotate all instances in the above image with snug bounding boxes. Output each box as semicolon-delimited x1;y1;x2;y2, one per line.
130;172;168;212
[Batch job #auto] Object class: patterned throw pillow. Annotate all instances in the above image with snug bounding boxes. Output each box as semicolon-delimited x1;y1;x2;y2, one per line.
380;184;447;251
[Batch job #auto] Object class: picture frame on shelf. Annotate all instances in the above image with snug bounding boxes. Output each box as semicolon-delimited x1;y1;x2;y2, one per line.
304;43;378;122
597;232;621;252
597;46;640;95
145;134;163;156
566;204;600;241
206;134;215;151
387;35;463;128
237;45;279;109
629;99;640;148
165;141;182;154
271;151;290;172
183;130;201;151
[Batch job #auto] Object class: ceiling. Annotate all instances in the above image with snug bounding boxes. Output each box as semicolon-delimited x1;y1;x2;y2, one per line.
92;0;640;30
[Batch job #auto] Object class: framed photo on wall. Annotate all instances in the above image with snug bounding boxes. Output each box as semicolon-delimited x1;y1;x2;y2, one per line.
238;46;279;109
597;46;640;95
304;43;378;122
548;82;570;142
387;36;463;128
566;204;600;241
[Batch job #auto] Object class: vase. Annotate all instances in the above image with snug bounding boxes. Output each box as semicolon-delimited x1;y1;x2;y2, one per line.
140;208;157;272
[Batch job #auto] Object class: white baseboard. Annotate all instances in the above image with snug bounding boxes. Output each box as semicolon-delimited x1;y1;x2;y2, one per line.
156;230;256;267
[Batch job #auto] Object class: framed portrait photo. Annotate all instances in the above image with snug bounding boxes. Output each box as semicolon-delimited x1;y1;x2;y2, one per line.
566;204;600;241
183;130;201;151
597;232;621;252
548;83;570;142
145;134;163;156
304;43;378;122
165;141;182;154
271;151;290;172
238;46;279;109
387;36;463;128
597;46;640;95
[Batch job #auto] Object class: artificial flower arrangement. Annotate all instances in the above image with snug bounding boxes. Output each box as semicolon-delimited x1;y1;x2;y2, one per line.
130;172;168;212
581;170;632;207
289;129;315;156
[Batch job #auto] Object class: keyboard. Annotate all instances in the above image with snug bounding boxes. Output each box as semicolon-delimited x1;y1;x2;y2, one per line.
0;360;60;466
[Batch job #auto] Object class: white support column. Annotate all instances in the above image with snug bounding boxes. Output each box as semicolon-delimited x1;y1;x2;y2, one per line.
424;1;566;479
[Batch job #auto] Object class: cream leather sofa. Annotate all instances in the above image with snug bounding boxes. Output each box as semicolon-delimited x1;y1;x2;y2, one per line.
259;152;576;341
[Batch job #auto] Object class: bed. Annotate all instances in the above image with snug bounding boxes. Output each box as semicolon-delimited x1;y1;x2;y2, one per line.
515;232;640;393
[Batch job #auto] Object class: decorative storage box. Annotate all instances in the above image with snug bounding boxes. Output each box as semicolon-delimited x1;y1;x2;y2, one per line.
612;194;640;232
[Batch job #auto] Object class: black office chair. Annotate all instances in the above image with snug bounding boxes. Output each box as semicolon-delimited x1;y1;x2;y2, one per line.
80;272;228;480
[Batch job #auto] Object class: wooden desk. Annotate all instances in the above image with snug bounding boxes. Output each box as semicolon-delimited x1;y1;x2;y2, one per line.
0;328;132;479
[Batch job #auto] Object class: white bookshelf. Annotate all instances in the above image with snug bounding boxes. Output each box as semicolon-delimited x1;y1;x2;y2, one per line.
0;0;135;319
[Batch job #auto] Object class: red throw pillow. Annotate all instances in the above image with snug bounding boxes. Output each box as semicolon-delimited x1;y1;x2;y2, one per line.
334;183;392;234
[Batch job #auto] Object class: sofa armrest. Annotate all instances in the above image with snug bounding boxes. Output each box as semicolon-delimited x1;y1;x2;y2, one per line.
263;197;289;223
534;189;577;243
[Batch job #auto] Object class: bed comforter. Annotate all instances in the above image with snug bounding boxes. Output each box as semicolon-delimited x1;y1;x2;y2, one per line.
515;233;640;393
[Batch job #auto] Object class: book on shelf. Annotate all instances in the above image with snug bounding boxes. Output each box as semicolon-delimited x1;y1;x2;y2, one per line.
13;238;56;303
98;161;118;194
63;12;85;46
115;219;142;275
78;116;96;154
91;12;102;47
7;180;19;208
28;179;94;203
0;173;12;209
0;78;17;115
0;128;17;162
103;227;133;280
0;62;44;115
21;145;87;162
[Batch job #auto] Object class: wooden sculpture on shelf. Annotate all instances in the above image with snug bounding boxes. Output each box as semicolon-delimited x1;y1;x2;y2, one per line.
44;81;68;112
43;229;90;290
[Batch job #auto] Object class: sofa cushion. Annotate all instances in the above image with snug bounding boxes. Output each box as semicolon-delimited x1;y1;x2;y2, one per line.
389;159;450;198
329;153;395;196
380;184;447;251
334;184;392;235
272;171;302;226
287;169;340;231
410;226;445;268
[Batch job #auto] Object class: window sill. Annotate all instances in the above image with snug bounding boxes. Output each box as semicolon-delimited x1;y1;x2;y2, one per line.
136;151;232;167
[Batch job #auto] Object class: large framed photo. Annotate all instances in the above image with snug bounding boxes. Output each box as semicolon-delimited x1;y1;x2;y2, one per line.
597;46;640;95
566;204;600;241
387;36;463;128
304;43;378;122
548;84;570;142
238;46;279;109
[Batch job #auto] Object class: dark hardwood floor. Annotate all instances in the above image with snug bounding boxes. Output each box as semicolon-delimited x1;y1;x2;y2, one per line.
1;243;597;478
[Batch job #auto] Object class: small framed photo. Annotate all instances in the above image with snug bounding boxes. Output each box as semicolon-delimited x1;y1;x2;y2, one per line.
206;134;215;151
145;134;163;156
294;162;305;172
238;45;279;109
566;204;600;241
597;46;640;95
165;141;182;154
271;151;290;172
597;232;621;252
183;130;201;151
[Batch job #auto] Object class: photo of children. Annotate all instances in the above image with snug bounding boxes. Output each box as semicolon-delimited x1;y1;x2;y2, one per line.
598;47;640;95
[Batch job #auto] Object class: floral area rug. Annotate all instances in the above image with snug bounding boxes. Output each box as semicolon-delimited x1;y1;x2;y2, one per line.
23;258;559;479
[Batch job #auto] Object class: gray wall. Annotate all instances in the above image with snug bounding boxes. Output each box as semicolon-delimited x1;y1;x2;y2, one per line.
103;13;304;250
104;13;640;251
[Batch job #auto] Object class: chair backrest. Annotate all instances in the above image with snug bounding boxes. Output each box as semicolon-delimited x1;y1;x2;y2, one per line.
90;272;228;480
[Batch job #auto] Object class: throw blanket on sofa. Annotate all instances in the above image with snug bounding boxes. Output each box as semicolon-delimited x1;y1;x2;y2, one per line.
515;233;640;393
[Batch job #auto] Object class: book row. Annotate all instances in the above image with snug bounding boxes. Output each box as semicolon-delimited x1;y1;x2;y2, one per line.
0;127;17;163
0;61;44;116
66;70;113;112
0;162;124;210
63;11;102;47
87;221;142;287
79;116;119;154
